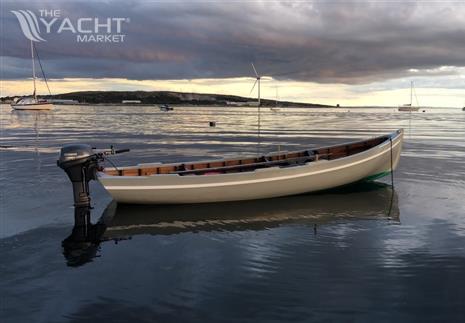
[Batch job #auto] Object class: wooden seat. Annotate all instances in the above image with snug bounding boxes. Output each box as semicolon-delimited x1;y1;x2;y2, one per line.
103;136;388;177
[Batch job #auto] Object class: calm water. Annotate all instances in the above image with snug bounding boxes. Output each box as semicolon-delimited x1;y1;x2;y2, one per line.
1;104;465;322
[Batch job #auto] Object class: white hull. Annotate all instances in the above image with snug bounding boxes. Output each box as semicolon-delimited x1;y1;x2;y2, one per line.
98;130;404;204
11;103;54;110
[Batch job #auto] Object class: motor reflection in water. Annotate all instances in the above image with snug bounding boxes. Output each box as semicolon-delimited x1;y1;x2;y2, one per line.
62;182;399;267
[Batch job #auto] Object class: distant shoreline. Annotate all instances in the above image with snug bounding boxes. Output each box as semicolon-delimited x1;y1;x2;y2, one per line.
1;102;446;109
0;90;334;108
1;91;459;109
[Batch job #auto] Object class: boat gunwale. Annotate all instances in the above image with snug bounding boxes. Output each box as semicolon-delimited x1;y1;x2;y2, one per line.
101;130;402;178
98;135;403;191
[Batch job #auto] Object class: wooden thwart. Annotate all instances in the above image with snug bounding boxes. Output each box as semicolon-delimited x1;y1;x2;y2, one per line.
103;136;387;177
174;155;319;176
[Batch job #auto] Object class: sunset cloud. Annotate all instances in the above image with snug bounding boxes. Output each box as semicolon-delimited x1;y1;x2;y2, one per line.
1;1;464;106
2;1;465;81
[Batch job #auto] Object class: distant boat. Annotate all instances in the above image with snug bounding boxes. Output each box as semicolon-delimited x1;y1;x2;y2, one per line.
159;104;173;111
270;86;280;112
398;81;419;112
11;97;53;110
11;40;53;111
57;130;404;205
398;105;419;112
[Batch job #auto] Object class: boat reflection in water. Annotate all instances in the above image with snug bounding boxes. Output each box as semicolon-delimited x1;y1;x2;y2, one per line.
62;182;399;266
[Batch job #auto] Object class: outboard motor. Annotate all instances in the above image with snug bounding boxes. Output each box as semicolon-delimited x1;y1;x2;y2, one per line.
57;144;129;208
58;144;129;266
57;144;100;208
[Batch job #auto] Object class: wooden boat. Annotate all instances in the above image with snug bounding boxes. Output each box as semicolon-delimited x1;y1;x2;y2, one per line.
96;129;403;204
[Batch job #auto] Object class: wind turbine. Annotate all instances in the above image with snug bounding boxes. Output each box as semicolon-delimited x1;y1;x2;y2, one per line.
250;63;261;106
249;63;261;153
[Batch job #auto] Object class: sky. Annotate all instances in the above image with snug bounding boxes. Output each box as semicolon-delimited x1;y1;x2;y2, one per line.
1;0;464;107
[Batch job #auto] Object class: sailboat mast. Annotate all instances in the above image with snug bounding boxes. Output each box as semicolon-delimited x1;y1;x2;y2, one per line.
275;86;278;107
31;40;37;99
258;78;261;106
410;81;413;106
257;77;261;149
250;63;262;154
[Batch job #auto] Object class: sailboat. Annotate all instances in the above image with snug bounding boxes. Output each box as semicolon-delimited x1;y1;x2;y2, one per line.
270;86;280;112
11;41;53;110
398;81;419;112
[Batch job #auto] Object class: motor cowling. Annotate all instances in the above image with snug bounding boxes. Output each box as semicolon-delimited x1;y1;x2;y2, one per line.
57;144;99;207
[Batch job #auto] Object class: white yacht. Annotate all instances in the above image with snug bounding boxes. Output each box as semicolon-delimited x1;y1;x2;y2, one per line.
398;81;419;112
11;41;53;111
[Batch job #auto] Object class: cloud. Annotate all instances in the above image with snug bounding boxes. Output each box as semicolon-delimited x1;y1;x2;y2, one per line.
1;0;465;84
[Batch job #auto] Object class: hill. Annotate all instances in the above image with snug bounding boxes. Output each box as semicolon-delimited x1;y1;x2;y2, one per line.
1;91;333;108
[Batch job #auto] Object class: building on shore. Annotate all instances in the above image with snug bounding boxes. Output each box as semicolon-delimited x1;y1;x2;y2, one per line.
226;101;259;107
48;99;80;104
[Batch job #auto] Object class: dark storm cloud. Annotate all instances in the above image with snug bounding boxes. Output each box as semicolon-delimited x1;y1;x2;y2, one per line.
1;0;465;83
